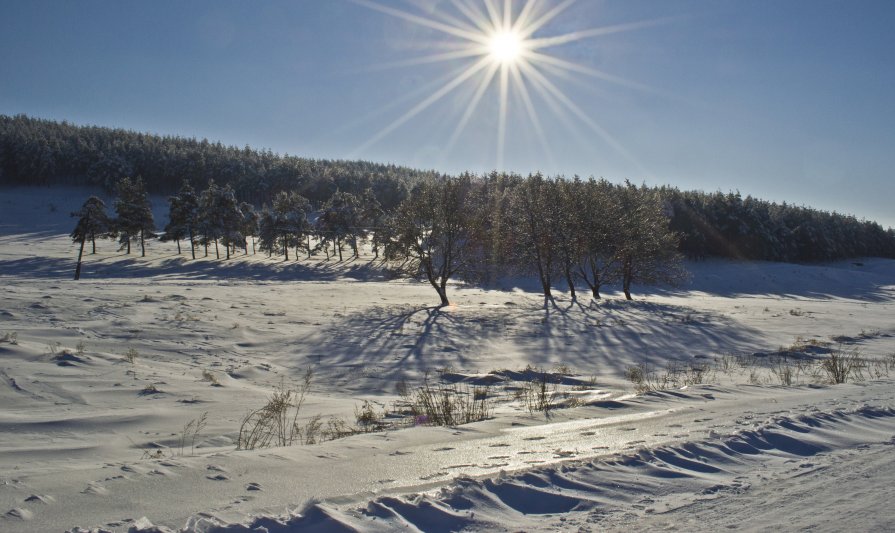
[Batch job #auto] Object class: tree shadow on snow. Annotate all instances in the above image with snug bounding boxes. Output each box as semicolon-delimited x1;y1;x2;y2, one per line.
296;296;767;393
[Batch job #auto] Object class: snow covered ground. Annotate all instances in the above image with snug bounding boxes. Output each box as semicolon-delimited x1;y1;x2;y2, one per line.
1;186;894;532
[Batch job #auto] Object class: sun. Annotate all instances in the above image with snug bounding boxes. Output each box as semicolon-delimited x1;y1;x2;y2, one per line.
353;0;669;170
488;30;524;65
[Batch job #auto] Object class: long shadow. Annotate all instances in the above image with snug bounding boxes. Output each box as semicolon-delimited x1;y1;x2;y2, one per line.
657;259;895;302
487;259;895;303
297;295;768;393
0;253;396;282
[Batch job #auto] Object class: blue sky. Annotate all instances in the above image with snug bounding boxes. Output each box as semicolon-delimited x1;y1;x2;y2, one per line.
1;0;893;227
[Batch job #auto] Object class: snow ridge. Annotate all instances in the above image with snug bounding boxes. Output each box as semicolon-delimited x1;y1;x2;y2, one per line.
178;405;895;532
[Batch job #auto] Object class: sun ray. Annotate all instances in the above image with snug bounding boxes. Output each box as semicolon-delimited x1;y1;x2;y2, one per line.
351;0;489;44
444;62;501;157
517;0;577;38
497;63;510;169
364;47;485;72
425;2;485;35
353;57;493;156
526;51;661;94
527;16;682;50
518;61;647;174
511;0;539;35
482;0;504;32
353;0;671;173
509;63;556;169
451;0;493;34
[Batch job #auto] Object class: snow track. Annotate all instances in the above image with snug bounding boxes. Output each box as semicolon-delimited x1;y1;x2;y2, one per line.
186;405;895;532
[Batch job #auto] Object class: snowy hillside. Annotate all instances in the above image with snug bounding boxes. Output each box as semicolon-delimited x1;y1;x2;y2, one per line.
1;186;894;532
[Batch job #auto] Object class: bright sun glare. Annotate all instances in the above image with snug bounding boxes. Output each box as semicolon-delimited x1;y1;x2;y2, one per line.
355;0;669;170
489;30;523;64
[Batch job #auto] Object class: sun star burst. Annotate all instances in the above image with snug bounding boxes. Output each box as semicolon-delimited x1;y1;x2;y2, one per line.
352;0;671;172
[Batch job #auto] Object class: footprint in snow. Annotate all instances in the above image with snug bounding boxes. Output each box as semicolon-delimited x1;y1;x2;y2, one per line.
207;473;230;481
245;482;263;491
433;447;454;452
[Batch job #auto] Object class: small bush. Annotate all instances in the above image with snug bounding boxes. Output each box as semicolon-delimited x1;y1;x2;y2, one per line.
124;348;139;364
237;368;312;450
770;357;795;386
179;412;208;456
355;400;385;432
820;347;861;384
410;378;491;426
1;331;19;345
520;371;558;415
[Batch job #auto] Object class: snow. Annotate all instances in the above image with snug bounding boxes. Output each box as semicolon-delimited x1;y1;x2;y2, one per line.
0;185;894;532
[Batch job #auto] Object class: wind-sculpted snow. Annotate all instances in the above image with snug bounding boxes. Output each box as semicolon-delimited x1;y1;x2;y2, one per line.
180;406;895;532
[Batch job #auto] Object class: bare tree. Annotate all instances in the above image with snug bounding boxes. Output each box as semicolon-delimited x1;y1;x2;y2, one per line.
383;176;483;307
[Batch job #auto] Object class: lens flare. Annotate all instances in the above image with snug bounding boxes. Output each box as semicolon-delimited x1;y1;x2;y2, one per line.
353;0;672;171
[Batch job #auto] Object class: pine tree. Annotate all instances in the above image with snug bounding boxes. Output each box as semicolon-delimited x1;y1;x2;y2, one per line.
271;191;311;261
114;176;154;257
162;180;199;258
239;201;259;254
71;196;111;280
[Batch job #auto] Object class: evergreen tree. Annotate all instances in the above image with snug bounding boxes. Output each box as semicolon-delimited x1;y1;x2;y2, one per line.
162;180;199;258
240;201;259;254
317;190;362;261
114;176;154;257
71;196;111;280
270;191;311;261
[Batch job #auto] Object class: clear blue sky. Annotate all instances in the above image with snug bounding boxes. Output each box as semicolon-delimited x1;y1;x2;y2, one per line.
1;0;893;227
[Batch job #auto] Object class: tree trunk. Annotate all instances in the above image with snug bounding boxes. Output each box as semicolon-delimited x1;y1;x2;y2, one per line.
535;260;552;299
306;236;311;259
189;228;196;260
337;239;343;262
140;229;146;257
225;241;230;260
591;284;601;299
283;234;289;261
564;266;576;301
91;234;96;254
176;239;181;255
252;237;256;255
214;238;220;259
126;237;131;255
204;240;208;257
436;286;449;307
74;237;85;280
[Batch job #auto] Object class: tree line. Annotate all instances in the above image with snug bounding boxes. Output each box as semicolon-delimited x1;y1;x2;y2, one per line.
6;113;892;266
72;174;684;305
0;113;434;208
